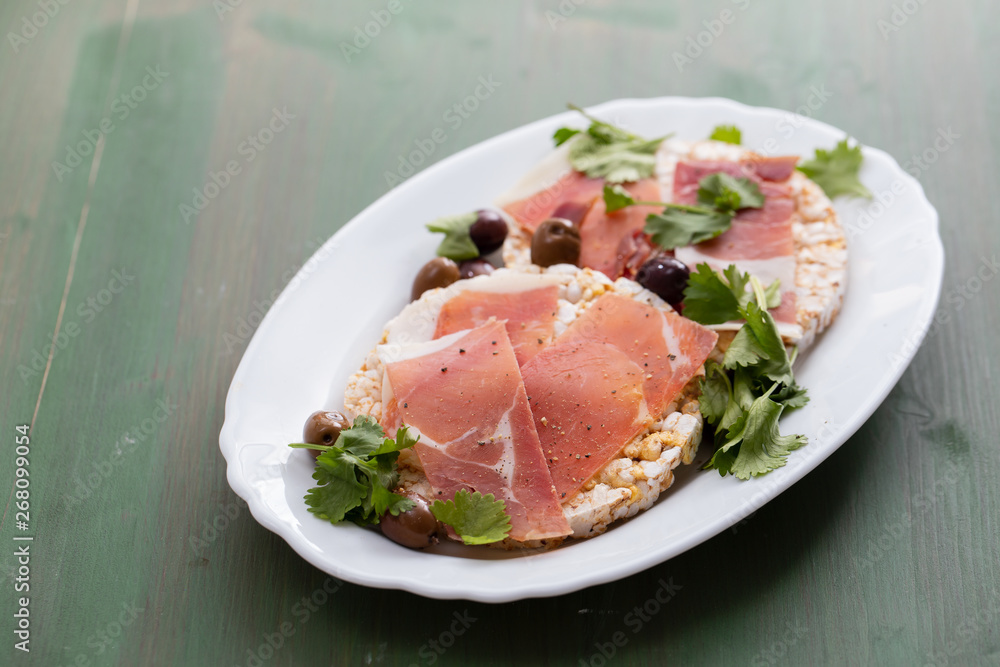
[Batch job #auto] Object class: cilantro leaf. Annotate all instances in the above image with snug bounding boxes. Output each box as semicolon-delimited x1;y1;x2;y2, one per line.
373;424;419;455
771;381;810;410
682;264;781;325
681;264;745;324
690;264;810;479
569;135;663;184
426;212;480;261
582;114;637;143
553;105;670;183
798;138;872;199
641;172;764;252
721;388;808;480
306;452;369;524
644;206;733;250
603;183;670;214
381;487;419;517
705;444;738;476
762;278;783;310
295;417;418;527
709;125;742;144
337;415;387;456
723;301;795;386
723;264;754;309
607;171;762;250
698;360;732;426
564;104;644;145
697;173;764;212
430;489;511;545
710;187;741;214
728;367;757;421
603;183;637;213
367;481;414;519
707;366;756;445
553;127;581;146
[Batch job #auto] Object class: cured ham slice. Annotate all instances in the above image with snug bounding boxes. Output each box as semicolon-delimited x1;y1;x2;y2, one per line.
502;171;604;232
559;294;719;415
384;271;562;355
578;178;663;278
749;155;799;182
690;205;796;260
672;158;799;326
613;230;657;280
379;320;571;541
433;284;559;366
521;293;717;499
672;161;795;214
672;157;798;194
522;341;649;499
500;169;662;280
769;291;797;324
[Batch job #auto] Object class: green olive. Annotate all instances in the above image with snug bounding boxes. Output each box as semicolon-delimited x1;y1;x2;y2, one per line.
380;492;440;549
412;257;460;301
531;218;581;268
302;410;350;458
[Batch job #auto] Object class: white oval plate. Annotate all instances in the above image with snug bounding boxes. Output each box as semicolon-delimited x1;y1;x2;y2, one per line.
220;97;943;602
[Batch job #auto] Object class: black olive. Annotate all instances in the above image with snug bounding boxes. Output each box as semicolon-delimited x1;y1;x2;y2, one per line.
469;209;508;255
531;218;582;268
458;258;495;280
412;257;460;301
380;493;440;549
635;255;691;310
302;410;350;458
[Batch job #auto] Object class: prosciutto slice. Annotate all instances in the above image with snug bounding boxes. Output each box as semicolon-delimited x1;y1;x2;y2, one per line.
672;158;799;326
672;157;798;193
380;320;571;541
384;271;562;360
502;172;663;280
433;284;559;366
520;293;717;499
578;178;663;278
501;170;604;232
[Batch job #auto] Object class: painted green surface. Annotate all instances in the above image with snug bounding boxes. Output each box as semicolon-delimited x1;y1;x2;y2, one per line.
1;1;998;665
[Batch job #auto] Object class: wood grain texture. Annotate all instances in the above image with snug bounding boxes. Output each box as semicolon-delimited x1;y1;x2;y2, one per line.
1;0;998;665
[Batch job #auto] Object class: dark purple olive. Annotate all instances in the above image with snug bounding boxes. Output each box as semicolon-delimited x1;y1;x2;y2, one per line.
380;493;439;549
551;201;593;225
635;255;691;310
531;218;581;268
469;209;508;255
412;257;460;301
458;258;495;280
303;410;350;458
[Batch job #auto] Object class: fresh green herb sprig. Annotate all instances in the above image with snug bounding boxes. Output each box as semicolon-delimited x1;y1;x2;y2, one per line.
553;104;671;183
601;183;663;214
430;489;511;545
291;416;419;525
698;172;764;212
645;206;735;250
798;138;871;199
709;125;742;144
602;171;764;250
682;263;781;325
293;418;514;544
425;212;480;261
682;265;809;479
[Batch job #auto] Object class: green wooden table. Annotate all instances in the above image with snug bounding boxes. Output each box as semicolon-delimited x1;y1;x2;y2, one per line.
2;1;998;665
